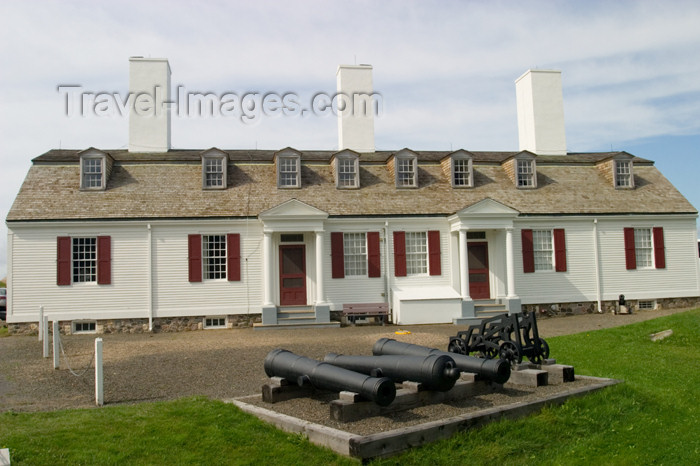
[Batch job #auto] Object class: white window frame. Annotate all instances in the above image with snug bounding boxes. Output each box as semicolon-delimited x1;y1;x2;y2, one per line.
204;316;227;329
637;300;656;310
202;155;227;189
452;155;473;188
343;232;367;277
533;230;554;272
634;228;653;269
395;155;418;188
614;160;634;188
516;158;536;188
405;231;428;275
336;156;359;189
277;155;301;188
202;235;227;280
72;237;97;283
80;156;105;190
72;321;97;334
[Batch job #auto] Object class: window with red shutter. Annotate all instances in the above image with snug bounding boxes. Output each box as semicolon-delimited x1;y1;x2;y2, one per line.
227;234;241;281
97;236;112;285
188;234;202;282
624;228;636;270
428;230;441;276
553;229;567;272
330;232;345;278
57;237;72;286
521;229;534;273
653;227;665;269
393;231;407;277
367;232;381;278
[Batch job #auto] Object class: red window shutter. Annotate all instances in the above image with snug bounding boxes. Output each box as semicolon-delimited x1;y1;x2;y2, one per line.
428;230;441;276
227;233;241;281
521;229;534;273
624;228;636;270
57;237;72;286
331;232;345;279
653;227;665;269
367;232;381;278
553;229;567;272
393;231;407;277
97;236;112;285
188;234;202;282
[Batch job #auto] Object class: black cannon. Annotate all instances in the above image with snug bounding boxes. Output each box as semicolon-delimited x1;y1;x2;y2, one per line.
264;348;396;406
324;353;460;392
372;338;511;384
447;312;549;366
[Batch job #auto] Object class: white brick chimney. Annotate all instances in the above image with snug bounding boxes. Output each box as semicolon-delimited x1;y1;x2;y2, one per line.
128;57;171;152
336;64;375;153
515;69;567;156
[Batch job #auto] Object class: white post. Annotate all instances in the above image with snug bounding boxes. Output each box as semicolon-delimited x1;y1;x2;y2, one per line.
52;321;60;369
262;232;274;306
38;305;44;341
459;230;470;299
95;338;104;406
506;227;516;297
315;231;325;304
42;315;49;358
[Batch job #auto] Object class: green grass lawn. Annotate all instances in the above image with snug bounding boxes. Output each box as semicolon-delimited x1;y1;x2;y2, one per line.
1;309;699;465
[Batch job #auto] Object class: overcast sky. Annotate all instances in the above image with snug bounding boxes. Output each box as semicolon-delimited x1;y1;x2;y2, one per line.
1;0;699;279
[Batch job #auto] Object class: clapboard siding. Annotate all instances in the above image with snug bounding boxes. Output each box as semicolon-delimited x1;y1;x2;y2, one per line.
152;221;263;317
9;224;150;320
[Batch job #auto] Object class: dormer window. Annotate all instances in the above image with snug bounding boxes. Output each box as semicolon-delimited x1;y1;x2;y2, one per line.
332;151;360;189
278;155;300;188
79;149;112;191
395;154;417;188
451;154;473;188
517;159;535;188
200;149;228;190
614;160;633;188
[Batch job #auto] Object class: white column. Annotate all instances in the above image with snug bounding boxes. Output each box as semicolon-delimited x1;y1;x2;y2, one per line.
459;230;470;299
315;231;326;304
263;232;274;306
506;227;516;297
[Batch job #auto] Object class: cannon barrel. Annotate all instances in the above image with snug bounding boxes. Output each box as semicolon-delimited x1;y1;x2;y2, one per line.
372;338;511;384
264;349;396;406
324;353;460;392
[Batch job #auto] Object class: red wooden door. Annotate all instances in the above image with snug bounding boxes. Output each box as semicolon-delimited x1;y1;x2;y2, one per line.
279;245;306;306
468;242;490;299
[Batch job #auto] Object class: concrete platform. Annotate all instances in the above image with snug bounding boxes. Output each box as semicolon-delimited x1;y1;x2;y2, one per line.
228;375;620;460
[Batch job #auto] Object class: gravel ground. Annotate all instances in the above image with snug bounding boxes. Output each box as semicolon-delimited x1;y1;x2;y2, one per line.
0;307;689;413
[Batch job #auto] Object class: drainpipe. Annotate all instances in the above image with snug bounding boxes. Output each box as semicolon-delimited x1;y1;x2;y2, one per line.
593;219;603;313
383;221;391;321
147;223;153;331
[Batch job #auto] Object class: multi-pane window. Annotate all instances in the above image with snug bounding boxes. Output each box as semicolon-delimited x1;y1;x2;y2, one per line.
344;233;367;276
82;158;103;189
338;158;358;188
204;317;227;329
203;235;227;279
278;157;300;187
73;321;96;333
517;159;535;187
453;158;472;187
396;157;416;187
72;237;97;282
634;228;653;268
533;230;553;271
204;157;225;188
615;160;632;188
405;232;428;275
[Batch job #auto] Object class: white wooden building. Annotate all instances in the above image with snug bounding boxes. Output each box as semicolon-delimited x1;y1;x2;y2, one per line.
5;59;699;332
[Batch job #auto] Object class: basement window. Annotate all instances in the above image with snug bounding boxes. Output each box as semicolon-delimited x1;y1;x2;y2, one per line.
72;321;97;334
638;300;656;310
204;316;227;329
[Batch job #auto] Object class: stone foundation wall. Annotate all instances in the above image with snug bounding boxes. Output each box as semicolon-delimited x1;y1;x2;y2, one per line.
7;314;263;335
523;296;700;318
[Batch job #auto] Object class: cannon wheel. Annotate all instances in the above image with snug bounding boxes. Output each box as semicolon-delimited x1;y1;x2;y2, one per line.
499;340;523;365
447;338;468;355
528;338;550;364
